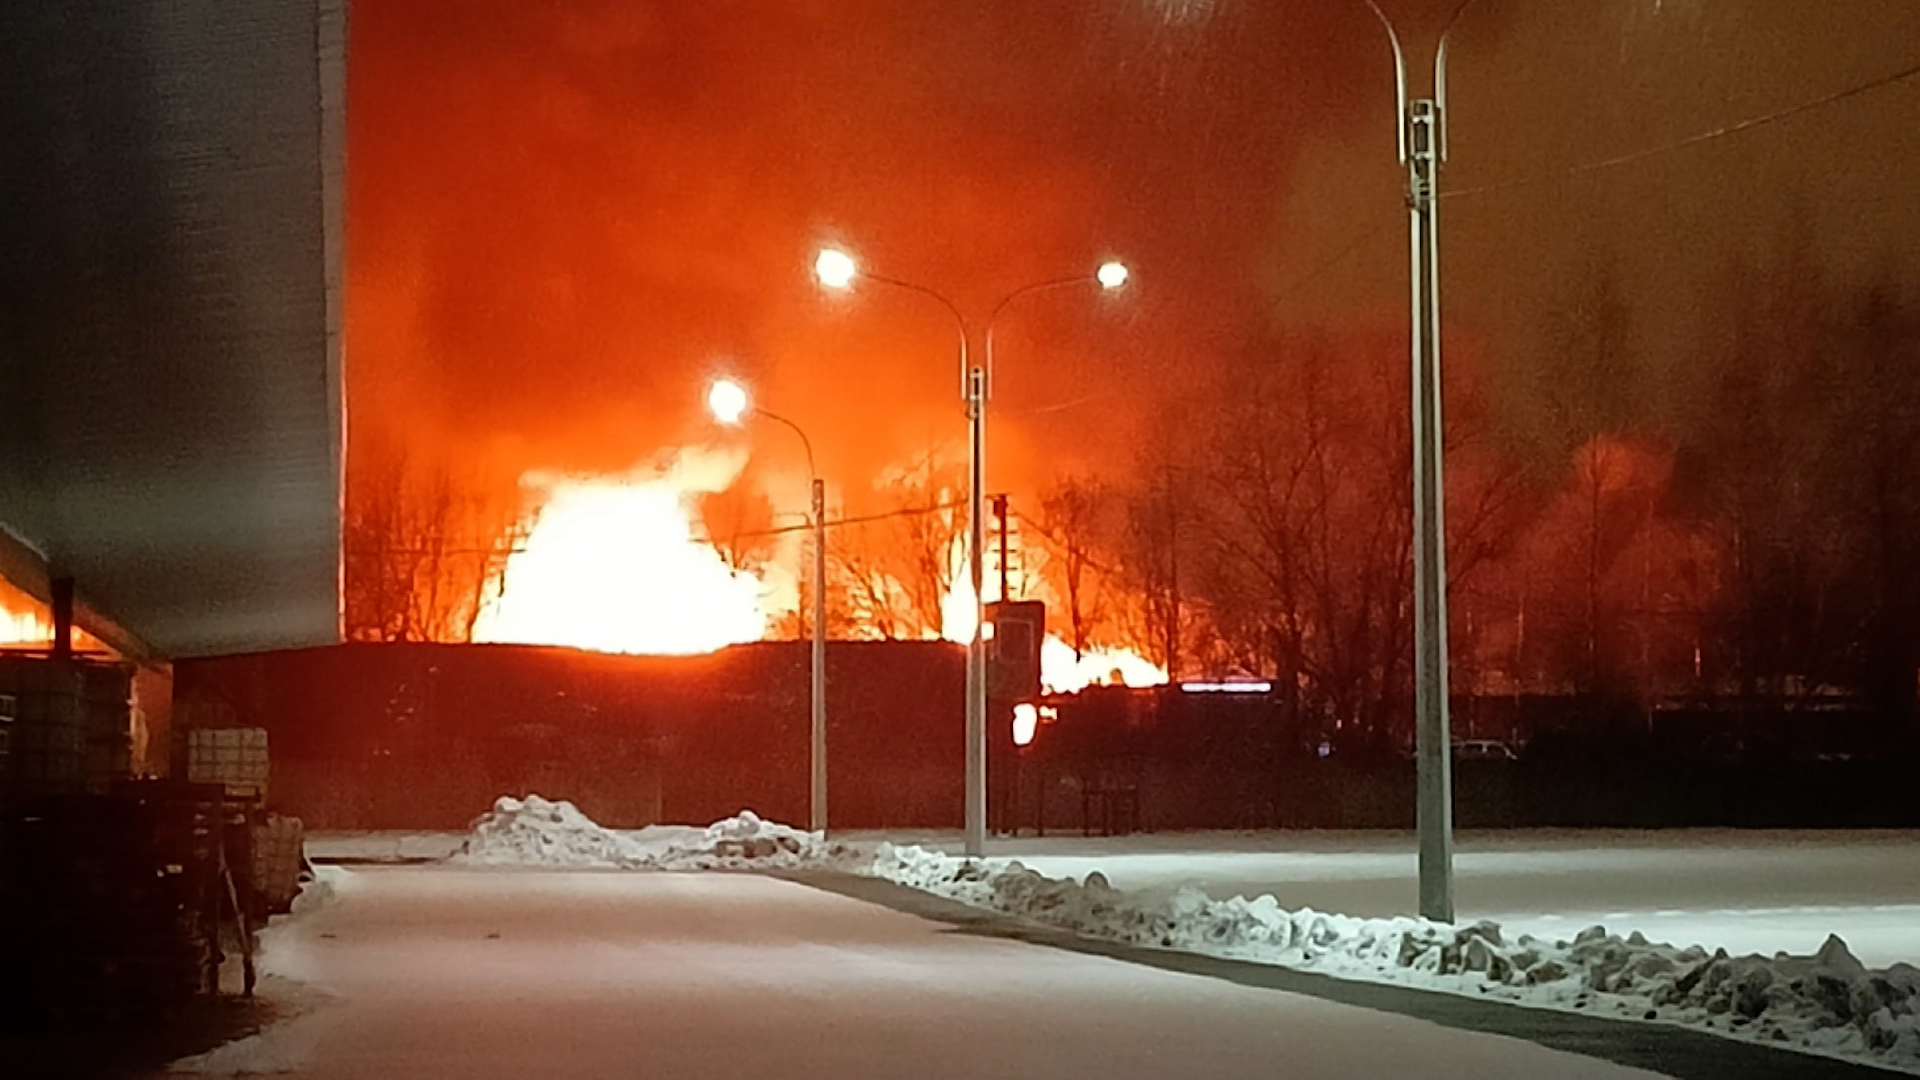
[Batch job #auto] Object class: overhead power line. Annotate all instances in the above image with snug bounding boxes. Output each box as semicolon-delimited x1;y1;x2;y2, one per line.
697;497;967;545
1442;57;1920;201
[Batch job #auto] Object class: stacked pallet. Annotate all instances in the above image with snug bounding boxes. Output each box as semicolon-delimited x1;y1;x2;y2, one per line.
0;659;86;801
251;813;306;916
81;664;134;795
1;782;228;1023
0;658;135;802
186;728;269;800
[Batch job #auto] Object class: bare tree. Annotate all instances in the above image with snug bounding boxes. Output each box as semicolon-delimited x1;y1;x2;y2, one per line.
343;442;523;644
1122;413;1192;678
817;452;965;641
698;482;778;576
1033;475;1121;660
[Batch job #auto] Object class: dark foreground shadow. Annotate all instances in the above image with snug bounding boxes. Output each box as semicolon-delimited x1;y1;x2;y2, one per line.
0;994;280;1080
782;871;1912;1080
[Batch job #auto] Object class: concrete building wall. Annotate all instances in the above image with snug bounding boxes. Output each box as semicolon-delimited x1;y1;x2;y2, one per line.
0;0;346;657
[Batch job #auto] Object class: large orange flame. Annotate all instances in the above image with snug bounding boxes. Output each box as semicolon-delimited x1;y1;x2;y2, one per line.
472;450;1166;692
473;450;772;655
939;536;1167;695
0;578;111;654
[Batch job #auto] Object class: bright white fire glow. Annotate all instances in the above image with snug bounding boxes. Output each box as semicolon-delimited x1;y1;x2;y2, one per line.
941;556;1167;694
0;580;110;654
2;605;45;645
474;450;769;655
940;563;980;646
472;448;1169;692
1040;635;1167;694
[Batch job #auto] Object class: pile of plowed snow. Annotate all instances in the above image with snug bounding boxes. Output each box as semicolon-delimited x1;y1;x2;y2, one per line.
449;795;1920;1073
456;796;857;872
459;795;639;867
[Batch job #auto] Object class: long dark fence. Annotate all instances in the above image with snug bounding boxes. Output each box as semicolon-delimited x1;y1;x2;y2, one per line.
175;643;1920;831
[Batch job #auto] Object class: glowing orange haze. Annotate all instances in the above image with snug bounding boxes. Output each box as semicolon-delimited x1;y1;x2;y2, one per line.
343;3;1357;690
472;451;1166;694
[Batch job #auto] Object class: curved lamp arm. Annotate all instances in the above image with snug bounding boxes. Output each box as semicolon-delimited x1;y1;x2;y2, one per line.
859;270;972;396
982;275;1097;397
1362;0;1481;163
751;406;817;482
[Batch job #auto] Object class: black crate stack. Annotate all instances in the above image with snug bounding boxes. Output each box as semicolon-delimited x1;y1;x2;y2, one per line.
0;657;234;1023
2;784;229;1022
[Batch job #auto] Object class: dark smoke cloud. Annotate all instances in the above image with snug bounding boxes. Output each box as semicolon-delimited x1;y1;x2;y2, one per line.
347;0;1388;505
350;0;1920;514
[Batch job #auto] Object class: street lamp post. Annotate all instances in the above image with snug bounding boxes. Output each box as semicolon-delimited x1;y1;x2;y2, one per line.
816;250;1127;858
1361;0;1479;924
707;378;829;835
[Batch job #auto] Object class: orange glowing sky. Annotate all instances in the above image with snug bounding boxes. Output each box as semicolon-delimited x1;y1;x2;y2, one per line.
347;0;1920;607
346;1;1382;510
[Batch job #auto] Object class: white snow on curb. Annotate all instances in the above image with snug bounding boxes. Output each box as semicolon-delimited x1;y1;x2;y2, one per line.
451;795;1920;1074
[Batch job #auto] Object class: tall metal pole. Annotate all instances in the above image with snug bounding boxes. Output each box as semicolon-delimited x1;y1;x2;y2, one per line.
1407;97;1454;924
726;398;829;836
964;365;989;857
1363;0;1463;923
836;267;983;856
810;476;828;835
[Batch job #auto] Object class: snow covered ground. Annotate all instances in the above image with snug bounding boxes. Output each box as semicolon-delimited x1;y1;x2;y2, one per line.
298;798;1920;1073
873;829;1920;970
307;824;1920;965
171;863;1667;1079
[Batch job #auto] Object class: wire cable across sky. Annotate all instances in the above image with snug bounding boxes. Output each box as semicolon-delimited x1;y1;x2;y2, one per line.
1442;56;1920;202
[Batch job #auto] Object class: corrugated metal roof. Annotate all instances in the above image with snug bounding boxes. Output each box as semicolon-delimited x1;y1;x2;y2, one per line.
0;0;345;657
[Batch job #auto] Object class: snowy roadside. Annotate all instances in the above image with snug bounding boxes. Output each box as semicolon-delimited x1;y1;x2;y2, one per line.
448;795;1920;1075
874;842;1920;1075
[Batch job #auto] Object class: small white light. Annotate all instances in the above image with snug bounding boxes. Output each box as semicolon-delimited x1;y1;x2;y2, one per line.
707;378;749;425
1097;261;1129;290
1179;680;1272;694
1012;702;1039;747
815;249;857;290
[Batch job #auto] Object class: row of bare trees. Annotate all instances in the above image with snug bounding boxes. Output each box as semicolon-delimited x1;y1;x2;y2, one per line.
343;240;1918;753
1008;250;1919;749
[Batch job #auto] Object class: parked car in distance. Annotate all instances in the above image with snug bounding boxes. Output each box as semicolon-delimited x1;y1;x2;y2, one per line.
1453;739;1520;762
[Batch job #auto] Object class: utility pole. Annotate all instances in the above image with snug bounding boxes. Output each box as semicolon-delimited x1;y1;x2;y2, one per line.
964;366;989;857
810;476;827;835
703;378;829;836
992;494;1011;601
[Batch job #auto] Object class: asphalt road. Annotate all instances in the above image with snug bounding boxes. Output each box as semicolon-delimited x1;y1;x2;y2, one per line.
168;866;1673;1080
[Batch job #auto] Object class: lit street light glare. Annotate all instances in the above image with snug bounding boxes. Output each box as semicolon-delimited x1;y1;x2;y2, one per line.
707;378;749;425
814;248;857;290
1097;260;1129;290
